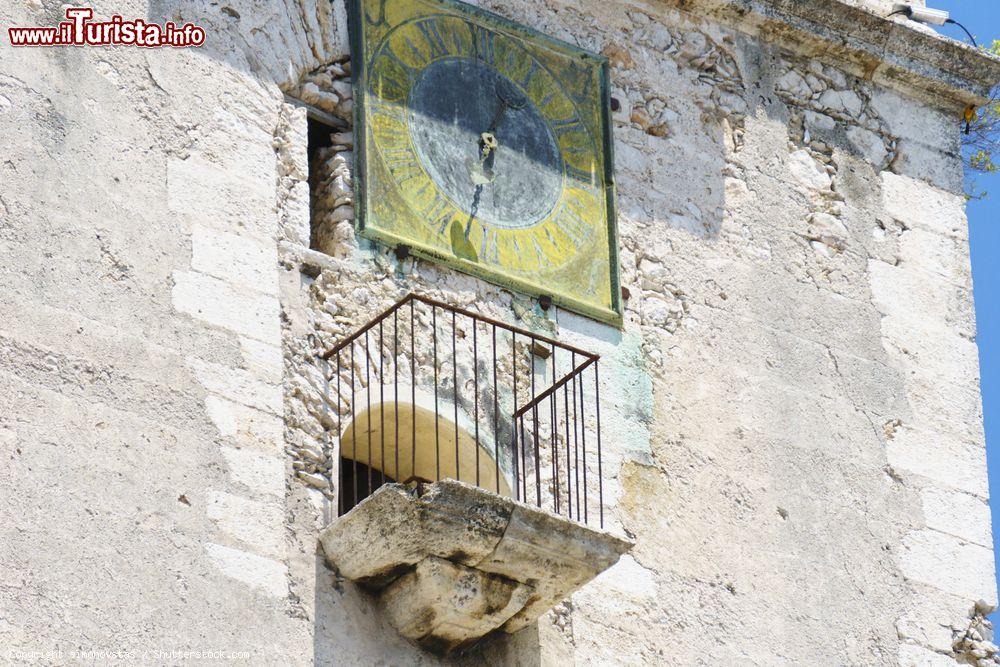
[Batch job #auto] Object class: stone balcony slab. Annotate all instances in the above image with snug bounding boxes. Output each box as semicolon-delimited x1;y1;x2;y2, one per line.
319;480;633;654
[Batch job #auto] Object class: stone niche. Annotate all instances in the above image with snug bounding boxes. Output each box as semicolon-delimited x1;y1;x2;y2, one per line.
319;480;632;654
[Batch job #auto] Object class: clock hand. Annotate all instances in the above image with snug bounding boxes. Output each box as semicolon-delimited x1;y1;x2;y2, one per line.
465;140;492;239
466;81;527;240
479;80;528;161
466;133;498;238
495;78;528;112
465;184;484;240
486;100;509;136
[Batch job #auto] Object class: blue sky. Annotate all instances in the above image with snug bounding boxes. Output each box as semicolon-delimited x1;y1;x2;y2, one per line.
933;0;1000;620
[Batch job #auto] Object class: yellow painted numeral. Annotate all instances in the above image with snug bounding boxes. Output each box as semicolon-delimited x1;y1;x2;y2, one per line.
468;22;495;64
415;20;450;59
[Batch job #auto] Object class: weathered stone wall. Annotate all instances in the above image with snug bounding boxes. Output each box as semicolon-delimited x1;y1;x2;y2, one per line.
0;0;995;665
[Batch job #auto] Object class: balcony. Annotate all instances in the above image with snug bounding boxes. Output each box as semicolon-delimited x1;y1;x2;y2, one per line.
315;293;631;653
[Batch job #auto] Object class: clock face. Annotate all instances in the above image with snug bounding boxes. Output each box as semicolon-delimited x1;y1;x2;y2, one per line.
351;0;621;323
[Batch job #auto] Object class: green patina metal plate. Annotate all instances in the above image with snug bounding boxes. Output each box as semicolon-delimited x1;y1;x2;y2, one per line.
350;0;621;325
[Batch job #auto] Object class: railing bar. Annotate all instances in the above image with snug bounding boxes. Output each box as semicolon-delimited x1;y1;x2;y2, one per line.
595;362;604;529
580;365;588;525
523;344;529;503
410;299;416;482
533;401;540;507
519;414;526;503
433;304;440;482
405;294;599;361
512;331;519;502
572;352;579;520
379;319;385;489
321;292;598;362
365;329;372;496
524;414;530;502
551;344;558;515
452;310;459;483
563;378;572;520
322;359;333;510
531;337;539;507
394;309;399;483
550;394;557;514
335;354;342;516
322;293;415;359
351;342;358;511
492;325;499;495
513;357;596;419
473;318;480;488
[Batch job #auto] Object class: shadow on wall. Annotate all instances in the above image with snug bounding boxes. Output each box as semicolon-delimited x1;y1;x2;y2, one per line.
146;0;348;92
311;551;546;665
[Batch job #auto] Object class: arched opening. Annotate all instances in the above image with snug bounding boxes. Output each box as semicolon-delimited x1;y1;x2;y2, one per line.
338;385;512;513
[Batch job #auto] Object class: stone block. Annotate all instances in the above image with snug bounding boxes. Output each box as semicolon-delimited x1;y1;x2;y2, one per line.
897;228;972;288
188;358;283;416
870;87;957;155
869;258;973;339
205;395;284;452
320;484;426;585
167;158;277;237
380;556;534;653
204;543;288;599
847;125;888;166
899;529;997;605
896;585;979;653
886;425;988;498
191;225;279;296
901;376;985;447
240;337;284;384
320;482;515;584
478;504;632;632
881;172;967;240
283;180;312;244
898;642;962;667
877;315;980;393
205;491;286;558
922;487;993;549
319;481;631;653
172;270;281;344
787;149;832;192
220;447;286;498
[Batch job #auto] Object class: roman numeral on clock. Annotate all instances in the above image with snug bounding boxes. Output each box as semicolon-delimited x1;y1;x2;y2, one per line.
551;114;585;137
554;202;592;248
469;23;495;64
383;150;423;185
531;237;549;268
480;228;500;263
564;162;596;185
376;50;419;96
416;20;450;59
420;197;452;234
519;60;539;89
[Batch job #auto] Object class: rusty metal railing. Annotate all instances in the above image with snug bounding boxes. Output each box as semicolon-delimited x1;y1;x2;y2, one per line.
319;293;604;527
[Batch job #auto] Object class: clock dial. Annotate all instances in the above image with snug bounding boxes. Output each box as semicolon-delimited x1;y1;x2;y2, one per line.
352;0;621;324
408;57;562;229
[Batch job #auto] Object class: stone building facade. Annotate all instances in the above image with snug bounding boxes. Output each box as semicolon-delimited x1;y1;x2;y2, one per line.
2;0;1000;664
